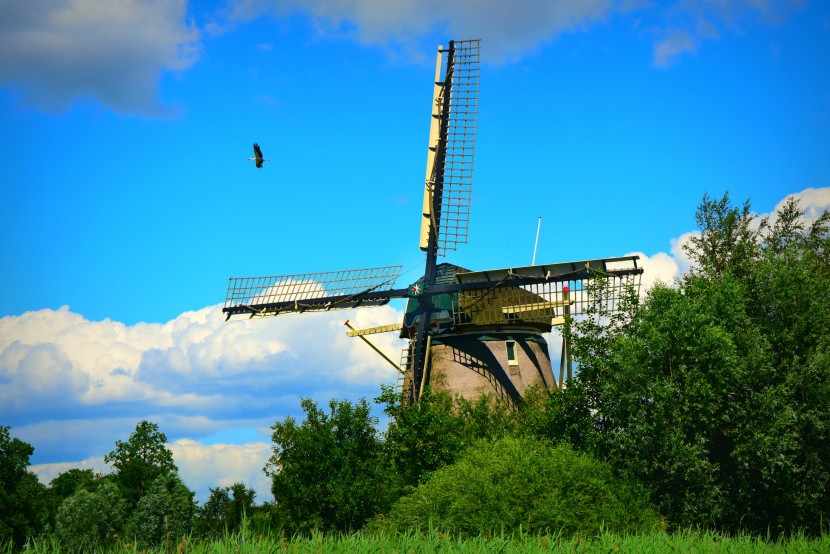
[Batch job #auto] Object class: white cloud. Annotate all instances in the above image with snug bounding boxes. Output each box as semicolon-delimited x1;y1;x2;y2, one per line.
768;187;830;228
29;440;273;504
626;250;682;291
30;456;110;486
223;0;619;61
0;303;405;417
627;186;829;295
169;439;273;502
221;0;804;66
0;0;200;114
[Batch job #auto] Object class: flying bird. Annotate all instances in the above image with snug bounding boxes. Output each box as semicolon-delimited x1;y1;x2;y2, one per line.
248;143;268;168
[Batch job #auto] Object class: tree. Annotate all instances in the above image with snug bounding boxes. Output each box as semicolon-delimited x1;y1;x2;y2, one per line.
49;468;98;500
683;191;760;279
0;426;48;549
378;386;516;489
196;482;256;539
104;420;177;508
126;473;195;548
47;468;105;531
55;481;126;551
266;397;394;534
555;193;830;533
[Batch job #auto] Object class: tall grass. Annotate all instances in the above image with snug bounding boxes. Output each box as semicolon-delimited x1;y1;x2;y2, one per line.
6;528;830;553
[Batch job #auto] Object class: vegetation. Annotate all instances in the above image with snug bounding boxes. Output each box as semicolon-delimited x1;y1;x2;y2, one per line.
1;192;828;551
265;397;395;534
542;192;830;534
376;436;659;537
5;527;830;553
0;426;48;549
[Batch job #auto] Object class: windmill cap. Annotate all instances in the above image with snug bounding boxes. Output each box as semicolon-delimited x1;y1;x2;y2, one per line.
563;285;569;291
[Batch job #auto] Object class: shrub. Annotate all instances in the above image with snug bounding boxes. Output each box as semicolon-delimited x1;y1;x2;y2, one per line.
378;436;659;537
55;481;126;551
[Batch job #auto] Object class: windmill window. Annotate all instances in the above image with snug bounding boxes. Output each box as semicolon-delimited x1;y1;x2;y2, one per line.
506;341;518;366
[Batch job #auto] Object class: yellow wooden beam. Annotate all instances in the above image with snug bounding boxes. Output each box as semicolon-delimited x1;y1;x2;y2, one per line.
345;322;404;337
501;300;573;315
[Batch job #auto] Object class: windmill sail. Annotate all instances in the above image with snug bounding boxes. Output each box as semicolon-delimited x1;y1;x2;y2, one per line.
450;256;642;326
223;265;405;319
420;39;480;257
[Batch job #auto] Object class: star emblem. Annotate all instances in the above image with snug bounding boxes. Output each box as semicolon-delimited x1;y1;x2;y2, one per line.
410;283;421;295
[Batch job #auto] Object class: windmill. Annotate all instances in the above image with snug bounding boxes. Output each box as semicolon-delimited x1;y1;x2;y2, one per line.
223;40;643;406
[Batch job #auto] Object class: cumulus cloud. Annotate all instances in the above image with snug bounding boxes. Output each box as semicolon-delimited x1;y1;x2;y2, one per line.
168;440;273;502
626;187;829;295
1;301;406;467
0;0;200;114
29;440;273;503
768;187;830;228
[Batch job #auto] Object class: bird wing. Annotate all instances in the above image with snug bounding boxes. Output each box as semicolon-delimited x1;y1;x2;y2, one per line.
253;143;263;159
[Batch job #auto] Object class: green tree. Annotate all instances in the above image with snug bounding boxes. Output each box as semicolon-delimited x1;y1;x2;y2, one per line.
0;426;48;549
49;468;98;500
196;482;256;539
379;386;517;489
555;193;830;533
378;436;659;537
126;472;195;548
266;397;393;534
104;420;177;508
55;480;126;551
683;191;760;279
46;468;112;532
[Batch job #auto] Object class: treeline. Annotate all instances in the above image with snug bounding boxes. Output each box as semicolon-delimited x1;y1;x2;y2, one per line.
2;192;829;550
1;421;266;550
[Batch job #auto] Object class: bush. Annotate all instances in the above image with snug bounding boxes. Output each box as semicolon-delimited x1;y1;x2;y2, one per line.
55;481;126;551
377;436;659;537
126;473;194;548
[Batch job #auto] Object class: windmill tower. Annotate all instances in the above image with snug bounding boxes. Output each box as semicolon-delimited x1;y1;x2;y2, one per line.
223;40;643;406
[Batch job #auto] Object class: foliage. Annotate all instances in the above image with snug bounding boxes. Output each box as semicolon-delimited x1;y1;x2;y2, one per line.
266;397;395;534
0;426;48;549
126;472;195;548
54;480;126;552
104;420;177;508
556;192;830;533
378;385;517;489
196;482;256;539
377;436;659;537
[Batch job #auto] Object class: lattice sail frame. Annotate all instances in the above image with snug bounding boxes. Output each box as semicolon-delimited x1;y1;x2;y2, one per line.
420;39;480;257
224;265;403;318
454;273;641;327
438;39;479;255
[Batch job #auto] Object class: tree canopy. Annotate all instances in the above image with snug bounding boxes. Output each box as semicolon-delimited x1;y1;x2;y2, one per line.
555;192;830;533
0;426;48;549
104;420;177;507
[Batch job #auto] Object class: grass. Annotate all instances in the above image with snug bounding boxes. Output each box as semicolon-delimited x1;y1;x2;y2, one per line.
8;528;830;553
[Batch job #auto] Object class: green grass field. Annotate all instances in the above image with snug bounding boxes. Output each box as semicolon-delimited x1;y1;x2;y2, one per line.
10;529;830;553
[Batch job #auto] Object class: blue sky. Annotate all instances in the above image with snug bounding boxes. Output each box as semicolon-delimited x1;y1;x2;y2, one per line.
1;0;829;502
